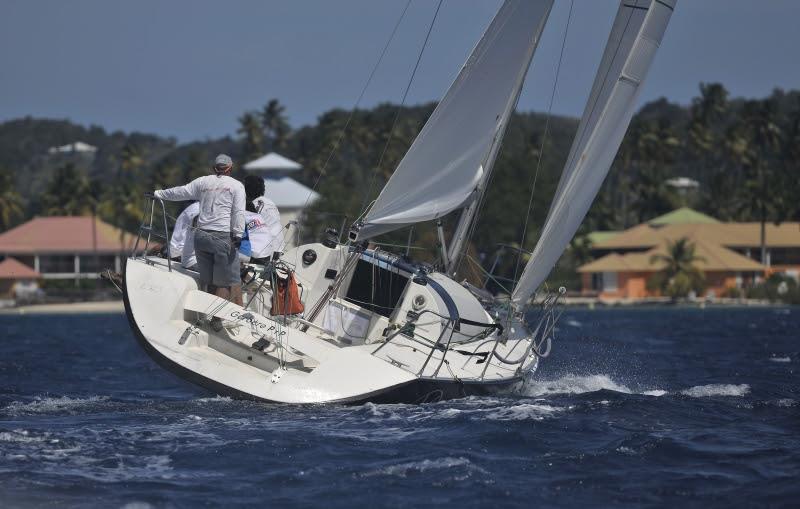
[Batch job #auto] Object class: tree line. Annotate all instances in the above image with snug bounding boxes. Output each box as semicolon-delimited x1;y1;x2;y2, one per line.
0;83;798;288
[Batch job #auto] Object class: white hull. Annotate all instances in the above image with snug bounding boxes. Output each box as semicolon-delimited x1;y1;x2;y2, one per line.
122;243;541;404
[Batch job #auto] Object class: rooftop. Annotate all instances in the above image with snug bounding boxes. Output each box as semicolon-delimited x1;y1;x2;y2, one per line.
47;141;97;154
263;177;320;208
0;216;138;254
0;257;41;279
594;221;800;250
589;208;800;250
648;207;720;226
243;152;302;172
579;239;765;273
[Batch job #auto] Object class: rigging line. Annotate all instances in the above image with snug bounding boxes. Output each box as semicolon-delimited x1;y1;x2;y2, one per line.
509;0;575;293
552;2;638;201
294;0;413;221
358;0;445;218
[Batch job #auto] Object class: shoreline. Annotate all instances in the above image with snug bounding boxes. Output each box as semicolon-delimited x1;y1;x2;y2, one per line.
0;298;790;316
0;301;124;315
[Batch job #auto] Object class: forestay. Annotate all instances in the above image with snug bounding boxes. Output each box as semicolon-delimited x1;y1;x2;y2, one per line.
511;0;676;306
356;0;553;240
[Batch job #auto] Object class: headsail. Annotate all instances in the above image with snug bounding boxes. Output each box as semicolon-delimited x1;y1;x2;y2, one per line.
355;0;553;241
511;0;676;306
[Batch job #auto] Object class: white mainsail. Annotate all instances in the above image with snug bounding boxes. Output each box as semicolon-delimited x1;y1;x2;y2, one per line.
511;0;676;306
355;0;553;240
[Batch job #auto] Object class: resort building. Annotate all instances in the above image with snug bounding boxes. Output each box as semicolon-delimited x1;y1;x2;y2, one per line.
243;152;320;248
578;208;800;300
0;216;138;286
0;257;41;305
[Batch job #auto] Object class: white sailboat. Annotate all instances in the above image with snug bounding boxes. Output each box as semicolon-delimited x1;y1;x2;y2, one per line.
122;0;675;404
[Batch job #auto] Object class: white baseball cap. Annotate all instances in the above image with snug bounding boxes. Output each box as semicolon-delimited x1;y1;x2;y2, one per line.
214;154;233;167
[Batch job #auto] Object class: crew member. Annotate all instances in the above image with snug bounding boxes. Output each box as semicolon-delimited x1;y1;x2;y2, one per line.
169;201;199;270
155;154;246;305
241;175;284;263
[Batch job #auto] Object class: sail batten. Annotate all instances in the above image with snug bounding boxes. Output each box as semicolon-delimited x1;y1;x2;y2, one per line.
356;0;553;241
511;0;676;306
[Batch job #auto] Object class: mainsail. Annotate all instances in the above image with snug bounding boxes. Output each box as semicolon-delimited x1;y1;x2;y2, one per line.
355;0;553;240
511;0;676;306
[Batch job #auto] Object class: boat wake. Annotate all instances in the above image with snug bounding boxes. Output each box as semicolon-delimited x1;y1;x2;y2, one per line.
517;374;752;400
1;395;111;416
679;384;750;398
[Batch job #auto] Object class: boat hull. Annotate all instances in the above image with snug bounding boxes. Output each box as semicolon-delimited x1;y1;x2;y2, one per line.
122;256;533;405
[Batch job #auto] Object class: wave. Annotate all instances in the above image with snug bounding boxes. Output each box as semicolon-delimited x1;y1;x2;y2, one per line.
520;374;634;396
1;395;110;415
482;403;562;421
680;384;750;398
769;356;791;363
360;456;486;479
519;374;752;400
0;429;50;444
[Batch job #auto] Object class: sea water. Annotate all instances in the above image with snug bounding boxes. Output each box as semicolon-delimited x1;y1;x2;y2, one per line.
0;308;797;507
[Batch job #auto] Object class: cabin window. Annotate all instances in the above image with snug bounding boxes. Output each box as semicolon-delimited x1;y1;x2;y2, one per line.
344;259;409;318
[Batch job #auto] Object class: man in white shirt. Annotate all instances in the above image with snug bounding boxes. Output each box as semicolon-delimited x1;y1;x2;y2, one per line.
242;175;284;262
169;202;199;269
155;154;246;305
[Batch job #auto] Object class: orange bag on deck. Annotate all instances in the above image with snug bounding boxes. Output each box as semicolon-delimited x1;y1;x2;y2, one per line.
270;271;305;316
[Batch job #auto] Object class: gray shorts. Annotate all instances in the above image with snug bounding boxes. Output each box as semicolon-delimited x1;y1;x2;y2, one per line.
193;229;240;287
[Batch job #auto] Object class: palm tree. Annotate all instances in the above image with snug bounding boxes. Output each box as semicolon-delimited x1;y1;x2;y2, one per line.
261;99;291;152
630;119;681;222
237;112;264;163
687;83;728;161
0;166;24;230
40;163;94;216
648;237;706;299
737;99;783;265
780;100;800;222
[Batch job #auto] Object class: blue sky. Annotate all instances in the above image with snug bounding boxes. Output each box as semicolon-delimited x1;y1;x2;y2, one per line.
1;0;799;142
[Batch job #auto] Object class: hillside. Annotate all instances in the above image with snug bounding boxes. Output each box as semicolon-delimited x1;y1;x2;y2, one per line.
1;84;798;288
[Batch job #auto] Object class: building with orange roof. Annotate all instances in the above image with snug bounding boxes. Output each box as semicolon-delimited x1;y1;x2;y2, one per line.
578;208;800;300
0;257;41;302
0;216;139;285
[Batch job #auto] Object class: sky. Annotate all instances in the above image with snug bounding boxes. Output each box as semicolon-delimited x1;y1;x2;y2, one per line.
1;0;799;143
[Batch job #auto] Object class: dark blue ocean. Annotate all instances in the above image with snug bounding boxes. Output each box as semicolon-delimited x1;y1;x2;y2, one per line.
1;307;798;508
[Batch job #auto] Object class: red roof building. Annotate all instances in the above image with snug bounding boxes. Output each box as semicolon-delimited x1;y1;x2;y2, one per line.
0;257;41;279
0;257;42;300
0;216;138;282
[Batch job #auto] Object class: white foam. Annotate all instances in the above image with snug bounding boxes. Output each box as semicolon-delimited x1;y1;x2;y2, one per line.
769;356;791;363
642;390;668;397
361;456;485;479
774;398;797;407
482;403;562;421
521;374;633;396
0;429;49;444
2;395;110;415
680;384;750;398
566;319;582;328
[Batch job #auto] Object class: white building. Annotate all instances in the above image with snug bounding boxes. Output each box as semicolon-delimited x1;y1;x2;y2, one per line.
47;141;98;154
243;153;320;249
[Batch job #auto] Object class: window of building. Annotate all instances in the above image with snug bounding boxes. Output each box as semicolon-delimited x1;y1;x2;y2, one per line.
602;272;618;291
771;248;800;266
39;255;75;273
80;255;117;273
